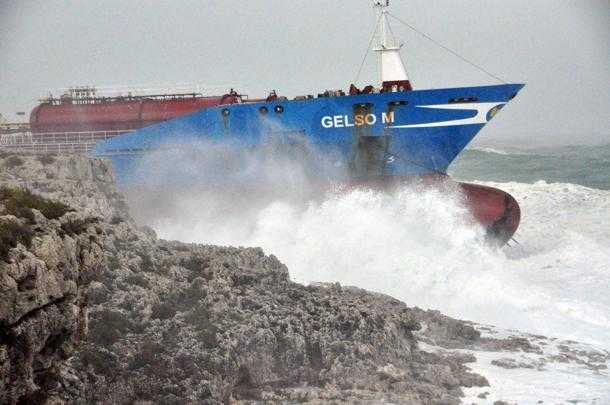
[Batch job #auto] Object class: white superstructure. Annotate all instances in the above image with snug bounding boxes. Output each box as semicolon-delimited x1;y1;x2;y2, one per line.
372;1;411;90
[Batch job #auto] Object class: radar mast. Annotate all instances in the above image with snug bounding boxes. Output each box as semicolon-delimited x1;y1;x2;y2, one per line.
372;0;412;91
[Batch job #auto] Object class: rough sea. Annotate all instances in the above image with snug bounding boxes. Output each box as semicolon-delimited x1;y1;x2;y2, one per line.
449;143;610;343
131;142;610;403
451;143;610;191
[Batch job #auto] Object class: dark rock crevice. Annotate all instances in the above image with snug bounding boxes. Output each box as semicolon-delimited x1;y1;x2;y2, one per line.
2;295;71;332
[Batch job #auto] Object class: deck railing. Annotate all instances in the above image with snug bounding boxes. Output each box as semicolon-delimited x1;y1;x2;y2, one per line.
0;130;134;154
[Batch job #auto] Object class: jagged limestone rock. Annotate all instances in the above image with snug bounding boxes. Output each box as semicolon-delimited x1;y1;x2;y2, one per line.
1;153;490;404
0;186;104;404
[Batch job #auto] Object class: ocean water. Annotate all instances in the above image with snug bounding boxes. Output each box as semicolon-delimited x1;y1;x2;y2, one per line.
450;143;610;190
131;143;610;350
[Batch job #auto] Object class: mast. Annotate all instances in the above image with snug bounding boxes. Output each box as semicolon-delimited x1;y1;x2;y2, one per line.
372;1;412;91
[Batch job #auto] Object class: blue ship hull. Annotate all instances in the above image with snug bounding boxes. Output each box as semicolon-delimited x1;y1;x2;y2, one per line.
93;83;524;185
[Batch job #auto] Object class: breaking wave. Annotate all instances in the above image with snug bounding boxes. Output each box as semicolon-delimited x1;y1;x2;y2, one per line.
125;142;610;349
468;146;514;155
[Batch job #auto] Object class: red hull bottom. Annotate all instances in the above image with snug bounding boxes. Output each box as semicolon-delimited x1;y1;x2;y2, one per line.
458;182;520;246
338;175;520;246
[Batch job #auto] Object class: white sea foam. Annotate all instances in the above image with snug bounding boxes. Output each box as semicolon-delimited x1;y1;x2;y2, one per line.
460;335;610;404
125;142;610;399
127;141;610;344
468;146;513;155
137;174;610;350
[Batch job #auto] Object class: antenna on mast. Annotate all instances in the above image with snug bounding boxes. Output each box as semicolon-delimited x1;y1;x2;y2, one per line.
373;0;390;10
372;0;413;91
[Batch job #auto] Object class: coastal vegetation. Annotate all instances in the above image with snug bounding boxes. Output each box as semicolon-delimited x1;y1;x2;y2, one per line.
0;186;71;222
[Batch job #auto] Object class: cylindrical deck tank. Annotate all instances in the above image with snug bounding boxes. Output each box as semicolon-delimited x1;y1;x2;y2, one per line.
29;95;237;133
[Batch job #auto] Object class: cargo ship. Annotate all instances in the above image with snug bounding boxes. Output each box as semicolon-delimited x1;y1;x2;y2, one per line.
1;87;238;154
3;1;524;244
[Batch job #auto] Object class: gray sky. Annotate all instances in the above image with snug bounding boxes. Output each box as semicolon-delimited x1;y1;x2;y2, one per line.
1;0;609;146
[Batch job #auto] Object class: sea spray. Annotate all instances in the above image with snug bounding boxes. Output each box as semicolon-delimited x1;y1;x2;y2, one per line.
125;141;610;349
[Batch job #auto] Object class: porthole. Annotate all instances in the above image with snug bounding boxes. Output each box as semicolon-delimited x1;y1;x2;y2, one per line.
449;97;478;104
259;106;269;114
221;108;230;117
274;105;284;114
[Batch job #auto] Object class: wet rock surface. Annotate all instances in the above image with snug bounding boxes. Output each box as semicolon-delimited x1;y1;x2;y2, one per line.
1;153;608;404
426;327;610;404
0;170;104;401
72;242;486;404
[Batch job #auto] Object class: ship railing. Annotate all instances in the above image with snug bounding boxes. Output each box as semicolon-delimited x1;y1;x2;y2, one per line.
0;130;135;154
1;142;92;155
30;130;134;144
1;132;34;145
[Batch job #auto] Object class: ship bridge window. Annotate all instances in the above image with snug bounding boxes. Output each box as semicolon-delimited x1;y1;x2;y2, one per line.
449;97;478;104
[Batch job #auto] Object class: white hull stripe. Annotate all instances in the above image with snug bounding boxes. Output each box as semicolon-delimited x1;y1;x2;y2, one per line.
389;102;505;128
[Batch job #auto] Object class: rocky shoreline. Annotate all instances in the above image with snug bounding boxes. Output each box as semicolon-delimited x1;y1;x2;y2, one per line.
0;153;607;404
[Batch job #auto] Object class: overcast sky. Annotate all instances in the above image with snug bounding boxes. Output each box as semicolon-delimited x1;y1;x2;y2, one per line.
1;0;609;145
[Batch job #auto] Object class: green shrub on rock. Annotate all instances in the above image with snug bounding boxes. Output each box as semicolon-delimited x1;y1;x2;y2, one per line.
125;273;151;288
89;310;132;347
78;344;121;377
0;187;72;221
61;217;94;236
4;156;24;168
0;219;33;261
36;154;56;165
151;301;176;320
128;339;164;372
